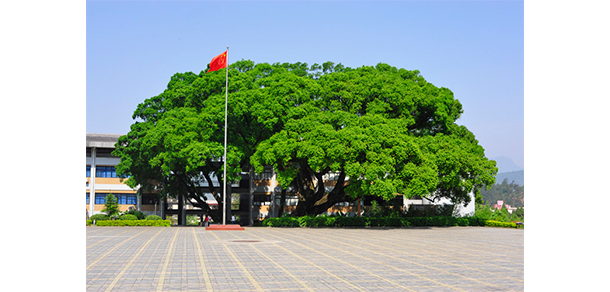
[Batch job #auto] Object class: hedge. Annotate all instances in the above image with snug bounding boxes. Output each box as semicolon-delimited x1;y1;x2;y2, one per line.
90;214;108;221
265;217;300;227
91;219;171;227
483;220;518;228
119;214;138;220
145;215;162;220
262;216;520;228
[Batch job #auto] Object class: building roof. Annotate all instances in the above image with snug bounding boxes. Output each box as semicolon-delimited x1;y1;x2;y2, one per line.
86;133;122;148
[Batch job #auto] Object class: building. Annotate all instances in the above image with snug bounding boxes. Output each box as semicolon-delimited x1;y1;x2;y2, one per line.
87;134;137;217
86;133;166;218
404;193;476;217
86;133;363;223
493;200;517;214
86;133;472;223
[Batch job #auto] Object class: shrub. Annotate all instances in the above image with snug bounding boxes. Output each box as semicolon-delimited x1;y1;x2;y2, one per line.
474;203;494;220
323;216;337;227
369;201;383;217
456;217;470;226
90;214;108;221
297;216;313;227
119;214;138;220
470;217;484;226
484;220;517;228
260;215;512;228
369;217;407;227
187;214;199;226
295;215;329;227
489;206;511;222
102;193;120;218
264;217;299;227
95;219;171;227
404;216;451;226
335;216;368;227
145;215;162;220
123;209;146;220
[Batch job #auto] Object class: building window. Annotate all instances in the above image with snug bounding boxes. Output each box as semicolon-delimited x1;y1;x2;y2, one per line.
95;194;107;204
95;166;119;178
117;194;137;205
275;195;299;206
253;171;273;180
253;194;271;206
86;165;91;177
92;193;136;204
86;193;89;204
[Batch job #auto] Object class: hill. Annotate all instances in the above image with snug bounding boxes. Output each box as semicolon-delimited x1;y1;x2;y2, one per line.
496;170;524;186
492;156;523;173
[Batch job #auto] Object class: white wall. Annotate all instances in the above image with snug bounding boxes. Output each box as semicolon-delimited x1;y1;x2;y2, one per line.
404;192;476;217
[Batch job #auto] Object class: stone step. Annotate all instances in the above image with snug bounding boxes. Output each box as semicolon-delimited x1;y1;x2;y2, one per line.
205;224;245;231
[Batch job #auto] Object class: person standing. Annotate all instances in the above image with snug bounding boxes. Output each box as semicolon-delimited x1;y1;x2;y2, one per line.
231;215;236;224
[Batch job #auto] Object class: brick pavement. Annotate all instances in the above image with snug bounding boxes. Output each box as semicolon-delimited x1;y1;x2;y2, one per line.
86;226;524;291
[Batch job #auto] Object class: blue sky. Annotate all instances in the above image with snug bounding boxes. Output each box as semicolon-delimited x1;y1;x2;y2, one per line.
86;0;524;168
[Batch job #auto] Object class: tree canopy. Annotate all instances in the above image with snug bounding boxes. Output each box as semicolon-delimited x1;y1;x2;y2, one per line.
113;60;497;217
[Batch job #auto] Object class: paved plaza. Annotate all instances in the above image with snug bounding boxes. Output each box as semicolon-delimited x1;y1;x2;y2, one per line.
86;226;523;292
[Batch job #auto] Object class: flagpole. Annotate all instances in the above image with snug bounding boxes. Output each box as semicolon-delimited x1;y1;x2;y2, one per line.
223;46;229;226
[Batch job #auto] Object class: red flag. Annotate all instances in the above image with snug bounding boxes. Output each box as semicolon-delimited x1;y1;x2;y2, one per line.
208;50;227;72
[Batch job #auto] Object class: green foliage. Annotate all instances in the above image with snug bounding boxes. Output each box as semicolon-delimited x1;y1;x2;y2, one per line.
90;214;108;221
474;203;494;220
297;215;328;227
122;209;147;220
262;215;493;228
512;207;524;221
489;205;511;222
119;214;138;220
404;203;459;218
408;216;483;226
474;203;525;223
252;64;496;215
369;201;383;217
187;215;199;226
404;205;437;217
116;60;497;217
145;215;162;220
479;178;524;207
368;217;407;227
484;220;518;228
334;216;370;227
95;220;171;227
437;204;455;217
263;216;300;227
418;125;497;206
101;194;120;219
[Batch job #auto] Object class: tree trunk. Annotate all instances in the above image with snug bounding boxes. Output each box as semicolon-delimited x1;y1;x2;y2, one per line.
277;188;287;217
291;168;349;216
202;172;224;222
177;193;184;225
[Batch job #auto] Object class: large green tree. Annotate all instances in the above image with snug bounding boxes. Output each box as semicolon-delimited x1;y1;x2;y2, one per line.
252;63;496;216
113;61;317;220
114;60;496;218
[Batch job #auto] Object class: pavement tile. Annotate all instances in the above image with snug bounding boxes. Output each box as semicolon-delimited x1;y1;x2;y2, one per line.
87;226;523;291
